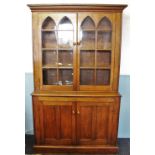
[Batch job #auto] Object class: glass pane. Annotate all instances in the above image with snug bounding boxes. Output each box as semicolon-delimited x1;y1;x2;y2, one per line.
59;69;73;85
42;17;56;30
42;31;57;48
96;69;110;85
97;17;112;50
58;50;73;67
58;31;73;49
43;69;57;85
80;69;95;85
97;17;112;30
81;31;95;49
97;31;112;50
58;16;73;30
58;17;73;49
42;50;57;67
80;50;95;67
96;51;111;67
81;16;95;30
80;17;95;49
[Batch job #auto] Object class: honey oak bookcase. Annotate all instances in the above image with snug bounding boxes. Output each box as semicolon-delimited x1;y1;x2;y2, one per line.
28;4;127;154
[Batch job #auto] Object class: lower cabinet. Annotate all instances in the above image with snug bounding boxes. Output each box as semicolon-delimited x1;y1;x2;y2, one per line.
33;96;120;152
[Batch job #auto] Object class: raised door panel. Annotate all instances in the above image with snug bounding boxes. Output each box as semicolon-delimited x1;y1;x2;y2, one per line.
77;101;117;145
33;99;76;145
34;13;77;91
77;13;115;91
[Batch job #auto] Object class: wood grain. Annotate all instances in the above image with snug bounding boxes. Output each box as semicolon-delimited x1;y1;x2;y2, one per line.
29;4;127;154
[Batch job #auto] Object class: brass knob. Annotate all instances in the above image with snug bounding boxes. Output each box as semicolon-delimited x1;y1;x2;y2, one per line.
73;42;77;45
77;108;80;114
72;110;75;114
77;41;81;45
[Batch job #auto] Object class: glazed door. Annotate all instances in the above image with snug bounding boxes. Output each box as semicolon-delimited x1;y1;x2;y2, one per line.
36;13;77;91
76;102;115;145
77;13;115;91
33;99;76;145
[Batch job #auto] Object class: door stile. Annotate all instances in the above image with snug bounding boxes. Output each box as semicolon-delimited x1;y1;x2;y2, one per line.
72;102;77;144
73;13;78;91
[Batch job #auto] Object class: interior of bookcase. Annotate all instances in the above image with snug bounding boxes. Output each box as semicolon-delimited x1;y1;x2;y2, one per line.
42;16;74;85
80;16;112;85
41;15;112;86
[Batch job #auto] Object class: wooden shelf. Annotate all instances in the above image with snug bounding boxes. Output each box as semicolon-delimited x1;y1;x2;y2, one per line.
42;65;73;69
80;48;95;51
97;49;112;51
97;29;112;32
81;29;112;32
42;48;57;51
57;29;73;31
58;48;73;51
42;65;57;69
80;67;95;69
42;48;111;52
58;66;73;69
42;29;56;32
82;29;95;31
42;29;73;32
96;66;111;69
80;49;111;51
80;66;111;69
42;48;73;51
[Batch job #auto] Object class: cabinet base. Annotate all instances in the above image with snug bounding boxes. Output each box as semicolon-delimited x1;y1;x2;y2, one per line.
34;145;119;154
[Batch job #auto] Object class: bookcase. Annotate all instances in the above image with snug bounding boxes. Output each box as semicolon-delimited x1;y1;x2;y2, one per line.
28;4;127;153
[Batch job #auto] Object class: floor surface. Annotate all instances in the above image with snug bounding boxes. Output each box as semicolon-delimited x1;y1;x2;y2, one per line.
25;135;130;155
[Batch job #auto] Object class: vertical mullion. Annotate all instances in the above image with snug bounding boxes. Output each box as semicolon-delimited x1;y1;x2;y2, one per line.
94;29;97;85
73;13;78;90
77;13;80;90
56;29;59;85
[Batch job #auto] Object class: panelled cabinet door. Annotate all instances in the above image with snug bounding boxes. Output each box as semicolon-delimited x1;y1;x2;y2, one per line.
33;100;76;145
76;102;117;145
77;13;115;91
35;13;77;91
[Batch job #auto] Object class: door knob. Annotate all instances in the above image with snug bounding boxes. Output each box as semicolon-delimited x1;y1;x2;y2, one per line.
72;110;75;114
77;41;81;45
77;108;80;114
73;42;77;45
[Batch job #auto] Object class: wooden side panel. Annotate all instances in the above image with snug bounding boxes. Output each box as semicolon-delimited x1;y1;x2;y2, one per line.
32;13;40;91
33;97;42;144
113;13;122;91
109;97;121;144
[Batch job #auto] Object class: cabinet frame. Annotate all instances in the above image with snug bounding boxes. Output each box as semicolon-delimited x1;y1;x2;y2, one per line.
28;4;127;154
